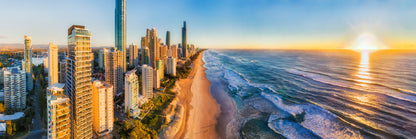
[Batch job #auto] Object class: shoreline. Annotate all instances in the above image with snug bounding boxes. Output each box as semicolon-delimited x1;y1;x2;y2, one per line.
171;51;221;139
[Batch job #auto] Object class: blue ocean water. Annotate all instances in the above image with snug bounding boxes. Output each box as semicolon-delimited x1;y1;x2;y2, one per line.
203;49;416;138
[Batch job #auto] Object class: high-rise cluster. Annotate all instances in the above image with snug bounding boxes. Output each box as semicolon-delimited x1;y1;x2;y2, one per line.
39;0;200;137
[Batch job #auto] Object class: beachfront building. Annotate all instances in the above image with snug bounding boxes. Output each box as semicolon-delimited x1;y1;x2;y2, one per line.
129;43;139;68
142;65;153;99
124;69;140;117
166;31;171;48
59;60;66;83
65;25;93;138
171;45;178;59
156;59;164;79
182;21;188;59
92;80;114;137
177;46;183;59
160;45;168;65
4;68;26;112
23;36;33;91
47;83;71;139
105;49;124;95
44;58;49;73
98;48;109;69
115;0;127;72
141;46;150;65
48;42;59;86
153;69;160;89
167;57;176;76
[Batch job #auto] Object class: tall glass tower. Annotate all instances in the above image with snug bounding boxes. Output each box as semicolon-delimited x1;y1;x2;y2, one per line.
166;31;171;49
182;21;188;58
115;0;127;72
24;36;33;91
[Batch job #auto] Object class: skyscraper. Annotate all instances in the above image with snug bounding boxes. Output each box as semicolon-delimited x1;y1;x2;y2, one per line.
105;49;124;95
171;45;178;59
153;69;160;89
156;59;164;79
48;42;58;86
124;69;140;116
182;21;188;59
115;0;127;73
166;31;171;49
23;36;33;91
141;46;150;65
167;57;176;76
4;68;26;112
142;65;153;99
44;58;48;73
59;60;66;83
129;43;139;67
65;25;93;138
92;80;114;137
149;28;159;68
98;48;109;69
47;83;71;139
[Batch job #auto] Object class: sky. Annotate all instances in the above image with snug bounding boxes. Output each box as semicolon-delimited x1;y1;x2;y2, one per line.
0;0;416;49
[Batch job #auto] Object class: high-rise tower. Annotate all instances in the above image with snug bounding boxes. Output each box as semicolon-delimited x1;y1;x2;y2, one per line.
129;43;139;67
166;31;171;49
24;36;33;91
149;28;159;68
48;42;58;86
65;25;93;138
47;83;71;139
105;49;124;95
124;69;139;114
92;80;114;137
4;68;26;112
115;0;127;72
182;21;187;58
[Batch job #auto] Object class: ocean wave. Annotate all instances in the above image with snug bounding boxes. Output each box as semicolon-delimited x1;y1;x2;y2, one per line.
263;93;364;139
285;68;416;103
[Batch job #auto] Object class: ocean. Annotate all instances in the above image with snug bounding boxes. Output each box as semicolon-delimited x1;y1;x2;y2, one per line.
203;49;416;138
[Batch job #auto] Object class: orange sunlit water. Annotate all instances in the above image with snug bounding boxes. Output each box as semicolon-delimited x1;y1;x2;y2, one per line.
355;51;372;87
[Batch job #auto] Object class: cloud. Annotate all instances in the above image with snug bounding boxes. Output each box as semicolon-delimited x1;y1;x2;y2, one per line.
0;35;6;39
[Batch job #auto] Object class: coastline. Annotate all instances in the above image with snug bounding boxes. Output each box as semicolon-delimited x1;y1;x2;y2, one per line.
168;51;221;139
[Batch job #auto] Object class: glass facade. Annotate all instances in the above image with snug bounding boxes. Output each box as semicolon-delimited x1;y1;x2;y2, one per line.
65;25;93;138
115;0;127;72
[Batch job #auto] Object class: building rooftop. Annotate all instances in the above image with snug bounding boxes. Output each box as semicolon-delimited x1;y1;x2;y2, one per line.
48;83;65;91
0;112;24;121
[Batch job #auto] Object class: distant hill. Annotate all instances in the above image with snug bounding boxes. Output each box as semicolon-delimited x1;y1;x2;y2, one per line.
0;44;113;50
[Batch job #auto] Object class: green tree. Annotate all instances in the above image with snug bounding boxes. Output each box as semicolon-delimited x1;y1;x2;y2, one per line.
0;103;5;113
6;121;16;136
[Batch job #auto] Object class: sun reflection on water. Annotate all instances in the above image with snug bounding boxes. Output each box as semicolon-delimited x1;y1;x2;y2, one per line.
355;51;372;87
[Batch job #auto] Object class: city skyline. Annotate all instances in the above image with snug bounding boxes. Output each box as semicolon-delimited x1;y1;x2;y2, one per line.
1;0;416;49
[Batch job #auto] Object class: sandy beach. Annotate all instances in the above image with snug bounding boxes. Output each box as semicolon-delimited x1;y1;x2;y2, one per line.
172;52;221;139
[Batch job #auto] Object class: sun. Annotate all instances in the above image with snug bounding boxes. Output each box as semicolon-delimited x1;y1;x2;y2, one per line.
348;33;387;51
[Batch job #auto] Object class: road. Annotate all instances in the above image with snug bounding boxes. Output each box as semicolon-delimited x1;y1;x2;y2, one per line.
24;72;46;139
